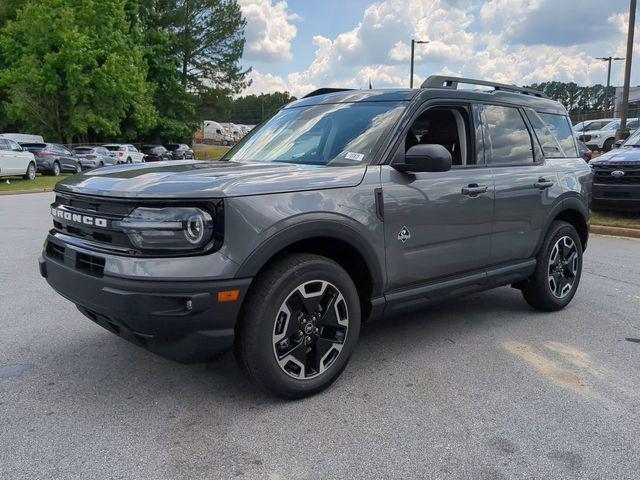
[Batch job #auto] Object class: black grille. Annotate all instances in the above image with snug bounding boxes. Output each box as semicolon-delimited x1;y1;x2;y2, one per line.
50;191;224;257
76;252;105;277
593;165;640;185
579;135;591;142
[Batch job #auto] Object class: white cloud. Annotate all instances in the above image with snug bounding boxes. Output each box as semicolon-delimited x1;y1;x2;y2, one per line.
240;0;299;63
241;0;637;96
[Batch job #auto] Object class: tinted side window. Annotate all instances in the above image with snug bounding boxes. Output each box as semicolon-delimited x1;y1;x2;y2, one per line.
483;105;534;165
0;139;9;150
536;112;578;158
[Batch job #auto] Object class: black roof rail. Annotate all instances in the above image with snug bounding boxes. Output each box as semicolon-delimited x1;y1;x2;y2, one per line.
303;88;355;98
421;75;548;99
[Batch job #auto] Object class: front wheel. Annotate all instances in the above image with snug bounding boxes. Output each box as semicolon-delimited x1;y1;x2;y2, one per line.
603;138;614;152
522;221;583;311
235;253;361;399
52;162;61;176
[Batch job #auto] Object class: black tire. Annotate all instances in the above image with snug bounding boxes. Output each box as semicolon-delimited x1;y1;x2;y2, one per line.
52;162;61;176
23;162;36;181
603;138;614;152
127;157;132;164
522;221;583;311
235;253;361;399
99;161;104;167
75;163;81;173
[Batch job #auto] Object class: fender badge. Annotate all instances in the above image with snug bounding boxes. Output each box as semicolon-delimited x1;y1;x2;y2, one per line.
398;226;411;243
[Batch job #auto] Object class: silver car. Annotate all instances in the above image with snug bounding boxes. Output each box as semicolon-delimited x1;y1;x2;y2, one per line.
73;146;118;170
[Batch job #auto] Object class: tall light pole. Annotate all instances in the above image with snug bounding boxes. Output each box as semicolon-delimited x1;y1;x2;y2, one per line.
596;56;624;113
410;39;429;88
618;0;637;140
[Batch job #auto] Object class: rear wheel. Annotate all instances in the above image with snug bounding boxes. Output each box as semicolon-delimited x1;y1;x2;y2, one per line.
127;157;132;164
75;163;82;173
235;253;361;399
23;162;36;180
51;162;60;176
522;221;583;311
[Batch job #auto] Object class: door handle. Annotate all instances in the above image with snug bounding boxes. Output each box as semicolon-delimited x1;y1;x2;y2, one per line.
461;184;488;196
534;178;555;190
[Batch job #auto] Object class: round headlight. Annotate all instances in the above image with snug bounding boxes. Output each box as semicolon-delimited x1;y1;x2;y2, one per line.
185;214;205;244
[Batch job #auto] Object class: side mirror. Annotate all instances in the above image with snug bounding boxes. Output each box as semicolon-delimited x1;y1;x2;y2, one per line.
394;144;452;173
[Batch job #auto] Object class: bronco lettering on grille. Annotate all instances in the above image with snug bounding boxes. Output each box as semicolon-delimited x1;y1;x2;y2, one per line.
50;207;108;228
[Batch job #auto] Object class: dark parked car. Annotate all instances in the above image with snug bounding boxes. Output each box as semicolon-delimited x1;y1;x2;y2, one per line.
576;140;592;162
140;145;172;162
164;143;194;160
590;128;640;210
40;76;591;399
21;143;81;176
73;146;118;170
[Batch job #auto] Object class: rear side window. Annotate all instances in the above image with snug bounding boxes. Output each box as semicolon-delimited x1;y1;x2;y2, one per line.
482;105;535;165
530;112;578;158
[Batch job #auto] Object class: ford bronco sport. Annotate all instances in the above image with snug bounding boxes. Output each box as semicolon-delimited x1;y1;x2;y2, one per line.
39;76;592;398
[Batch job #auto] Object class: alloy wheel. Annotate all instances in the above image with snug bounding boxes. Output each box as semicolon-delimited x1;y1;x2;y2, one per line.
272;280;349;379
28;164;36;180
547;236;579;299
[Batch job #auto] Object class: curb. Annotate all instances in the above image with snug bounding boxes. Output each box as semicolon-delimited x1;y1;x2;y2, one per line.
590;224;640;239
0;188;54;196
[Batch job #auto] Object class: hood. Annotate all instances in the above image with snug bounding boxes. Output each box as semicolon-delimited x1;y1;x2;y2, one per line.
591;148;640;166
54;160;367;198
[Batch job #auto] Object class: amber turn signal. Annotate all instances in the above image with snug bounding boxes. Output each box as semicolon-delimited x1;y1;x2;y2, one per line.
217;290;240;302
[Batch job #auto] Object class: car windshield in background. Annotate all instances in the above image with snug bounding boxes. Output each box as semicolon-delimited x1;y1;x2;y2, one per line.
223;102;406;166
74;148;94;153
165;144;179;150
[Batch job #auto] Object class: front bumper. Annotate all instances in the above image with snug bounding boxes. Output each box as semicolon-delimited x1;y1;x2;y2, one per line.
592;183;640;210
39;240;252;362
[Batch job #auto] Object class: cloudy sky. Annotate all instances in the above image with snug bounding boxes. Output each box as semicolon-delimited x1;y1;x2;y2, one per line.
237;0;639;97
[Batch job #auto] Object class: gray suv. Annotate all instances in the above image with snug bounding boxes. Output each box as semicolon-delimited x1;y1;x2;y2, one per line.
39;76;592;398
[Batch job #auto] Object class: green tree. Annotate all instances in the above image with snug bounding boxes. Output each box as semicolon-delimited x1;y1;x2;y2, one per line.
196;91;296;126
0;0;157;143
166;0;249;92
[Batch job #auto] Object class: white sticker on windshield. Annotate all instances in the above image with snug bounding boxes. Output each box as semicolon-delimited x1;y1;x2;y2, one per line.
345;152;364;161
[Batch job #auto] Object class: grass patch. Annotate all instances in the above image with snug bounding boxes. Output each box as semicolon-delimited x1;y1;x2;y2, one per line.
0;174;71;194
590;210;640;229
193;144;231;160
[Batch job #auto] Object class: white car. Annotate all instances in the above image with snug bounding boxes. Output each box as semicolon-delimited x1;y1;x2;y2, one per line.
573;118;615;136
103;144;145;163
578;118;640;152
0;137;37;180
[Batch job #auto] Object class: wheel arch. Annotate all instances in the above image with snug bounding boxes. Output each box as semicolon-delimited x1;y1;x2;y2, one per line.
235;220;384;320
539;196;589;253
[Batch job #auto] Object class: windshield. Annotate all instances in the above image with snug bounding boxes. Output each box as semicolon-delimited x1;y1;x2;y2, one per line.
623;129;640;146
223;102;405;166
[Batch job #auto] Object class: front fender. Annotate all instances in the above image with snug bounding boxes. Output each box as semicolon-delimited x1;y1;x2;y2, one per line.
234;214;385;296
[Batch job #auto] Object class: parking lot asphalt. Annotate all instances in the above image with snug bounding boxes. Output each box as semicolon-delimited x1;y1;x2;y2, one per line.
1;192;639;480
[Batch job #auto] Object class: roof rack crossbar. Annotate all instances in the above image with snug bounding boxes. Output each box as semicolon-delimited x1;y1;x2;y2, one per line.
303;88;355;98
421;75;548;99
